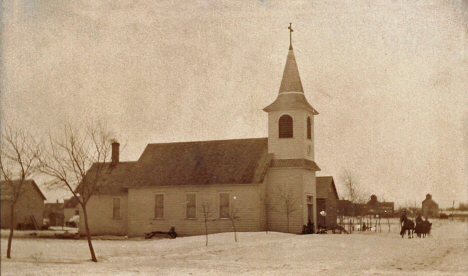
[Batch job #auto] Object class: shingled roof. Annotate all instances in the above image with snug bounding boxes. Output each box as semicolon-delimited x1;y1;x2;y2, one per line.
270;159;320;171
64;196;80;208
263;48;318;114
316;176;339;199
0;179;46;201
128;138;272;187
81;161;137;194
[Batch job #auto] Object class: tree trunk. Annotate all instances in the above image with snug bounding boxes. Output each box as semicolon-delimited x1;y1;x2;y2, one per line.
7;203;15;259
231;219;237;242
286;213;290;233
204;218;208;246
82;205;98;262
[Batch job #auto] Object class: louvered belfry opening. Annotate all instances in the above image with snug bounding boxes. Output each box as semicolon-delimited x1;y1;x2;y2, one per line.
307;117;311;139
279;115;293;138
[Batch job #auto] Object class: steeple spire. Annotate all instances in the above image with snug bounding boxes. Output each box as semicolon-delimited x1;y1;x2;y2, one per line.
263;24;318;115
279;23;303;94
288;23;293;50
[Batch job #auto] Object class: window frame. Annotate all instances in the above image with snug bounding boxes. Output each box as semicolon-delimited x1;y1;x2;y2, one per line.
112;197;121;219
154;194;165;219
278;114;294;138
219;192;230;219
185;193;197;219
307;116;312;140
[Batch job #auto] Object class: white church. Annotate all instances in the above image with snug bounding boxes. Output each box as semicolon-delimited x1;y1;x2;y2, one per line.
79;27;324;237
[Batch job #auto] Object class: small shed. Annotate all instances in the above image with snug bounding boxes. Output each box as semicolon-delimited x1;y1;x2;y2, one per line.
44;201;65;226
316;176;339;228
64;196;80;224
1;180;46;229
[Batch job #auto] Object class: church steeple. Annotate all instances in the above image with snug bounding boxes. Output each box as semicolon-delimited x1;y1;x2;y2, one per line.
263;24;318;114
279;46;304;94
279;23;303;94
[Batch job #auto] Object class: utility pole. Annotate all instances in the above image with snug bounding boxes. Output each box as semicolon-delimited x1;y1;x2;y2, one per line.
452;200;455;221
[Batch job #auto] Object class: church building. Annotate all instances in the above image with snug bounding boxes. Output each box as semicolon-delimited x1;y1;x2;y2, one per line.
79;27;322;237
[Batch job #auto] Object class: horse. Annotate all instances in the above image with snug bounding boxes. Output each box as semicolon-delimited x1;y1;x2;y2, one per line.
419;220;432;238
400;218;415;239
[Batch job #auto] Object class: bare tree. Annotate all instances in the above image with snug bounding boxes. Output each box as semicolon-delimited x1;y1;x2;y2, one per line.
37;121;113;262
256;187;277;233
275;185;299;233
341;169;367;233
227;196;241;242
341;169;366;204
199;197;214;246
0;126;39;259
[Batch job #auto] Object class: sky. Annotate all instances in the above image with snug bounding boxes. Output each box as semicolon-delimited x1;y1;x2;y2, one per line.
2;0;467;208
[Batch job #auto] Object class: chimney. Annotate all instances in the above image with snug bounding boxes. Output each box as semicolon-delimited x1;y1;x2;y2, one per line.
111;141;120;167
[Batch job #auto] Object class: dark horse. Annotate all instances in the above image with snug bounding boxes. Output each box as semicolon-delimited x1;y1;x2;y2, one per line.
419;220;432;238
415;220;432;238
400;218;415;239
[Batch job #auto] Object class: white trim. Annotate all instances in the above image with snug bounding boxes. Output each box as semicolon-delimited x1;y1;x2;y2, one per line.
276;113;295;124
279;91;304;95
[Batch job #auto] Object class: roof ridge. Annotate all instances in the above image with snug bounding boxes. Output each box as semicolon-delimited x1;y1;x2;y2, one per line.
146;137;268;146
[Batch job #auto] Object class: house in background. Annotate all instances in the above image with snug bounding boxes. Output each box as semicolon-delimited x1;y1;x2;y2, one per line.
365;195;395;218
316;176;339;229
1;180;46;230
422;194;439;218
338;200;354;217
338;195;394;218
43;201;65;227
78;33;323;237
64;196;80;225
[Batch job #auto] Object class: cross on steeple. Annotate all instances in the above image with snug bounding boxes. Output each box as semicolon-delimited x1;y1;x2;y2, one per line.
288;23;294;50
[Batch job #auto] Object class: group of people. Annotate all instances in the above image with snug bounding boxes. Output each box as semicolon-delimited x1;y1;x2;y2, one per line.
400;211;432;238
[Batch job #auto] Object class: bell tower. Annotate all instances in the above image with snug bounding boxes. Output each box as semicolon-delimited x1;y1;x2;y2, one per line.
263;23;319;161
262;24;320;234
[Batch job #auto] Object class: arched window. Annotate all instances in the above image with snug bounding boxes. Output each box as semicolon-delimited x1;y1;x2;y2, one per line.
307;117;311;139
279;115;293;138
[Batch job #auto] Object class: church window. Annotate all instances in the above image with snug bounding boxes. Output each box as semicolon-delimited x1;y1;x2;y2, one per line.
113;198;121;219
279;115;293;138
307;117;311;139
186;193;197;219
219;193;230;219
154;194;165;219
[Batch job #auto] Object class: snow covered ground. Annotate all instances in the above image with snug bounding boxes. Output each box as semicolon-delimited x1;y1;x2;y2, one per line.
1;219;467;275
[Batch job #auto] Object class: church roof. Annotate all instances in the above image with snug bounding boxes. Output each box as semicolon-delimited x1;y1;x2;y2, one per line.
263;93;319;114
270;159;320;171
316;176;339;199
263;48;318;114
79;161;137;195
128;138;273;187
